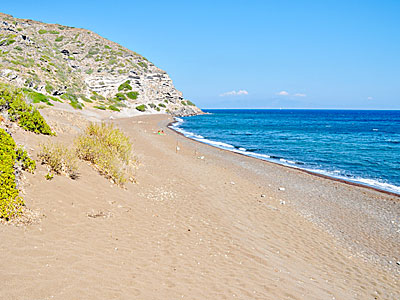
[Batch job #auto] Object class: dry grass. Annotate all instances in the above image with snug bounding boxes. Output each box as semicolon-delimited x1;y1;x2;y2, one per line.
75;122;136;185
38;142;79;179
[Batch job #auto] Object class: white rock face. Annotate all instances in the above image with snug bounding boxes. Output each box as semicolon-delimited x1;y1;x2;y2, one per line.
0;12;202;116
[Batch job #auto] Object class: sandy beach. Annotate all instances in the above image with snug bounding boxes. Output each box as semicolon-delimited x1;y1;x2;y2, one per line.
1;112;399;300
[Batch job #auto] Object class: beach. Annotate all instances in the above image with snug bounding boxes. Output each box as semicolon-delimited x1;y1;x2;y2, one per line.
1;112;399;299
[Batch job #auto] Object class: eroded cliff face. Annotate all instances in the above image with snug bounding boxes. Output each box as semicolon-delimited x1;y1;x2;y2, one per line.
0;12;202;116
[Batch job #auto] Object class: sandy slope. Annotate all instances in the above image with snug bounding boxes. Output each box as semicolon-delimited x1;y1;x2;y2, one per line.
0;113;399;300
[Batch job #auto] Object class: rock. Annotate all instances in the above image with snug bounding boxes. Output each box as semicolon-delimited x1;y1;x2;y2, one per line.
278;187;285;191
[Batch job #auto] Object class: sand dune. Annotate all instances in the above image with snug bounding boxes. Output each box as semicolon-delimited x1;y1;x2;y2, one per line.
1;113;399;299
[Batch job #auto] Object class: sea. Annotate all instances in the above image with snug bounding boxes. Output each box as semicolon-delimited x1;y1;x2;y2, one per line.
170;109;400;195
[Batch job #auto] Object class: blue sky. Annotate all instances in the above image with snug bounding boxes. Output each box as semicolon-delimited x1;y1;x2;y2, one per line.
2;1;400;109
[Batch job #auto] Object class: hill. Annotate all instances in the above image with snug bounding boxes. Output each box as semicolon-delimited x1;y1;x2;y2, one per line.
0;12;202;116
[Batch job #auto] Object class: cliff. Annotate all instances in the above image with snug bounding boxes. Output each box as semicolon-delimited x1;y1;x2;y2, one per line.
0;13;202;116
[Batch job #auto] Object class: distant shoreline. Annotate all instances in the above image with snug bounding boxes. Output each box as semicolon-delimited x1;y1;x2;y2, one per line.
167;118;400;199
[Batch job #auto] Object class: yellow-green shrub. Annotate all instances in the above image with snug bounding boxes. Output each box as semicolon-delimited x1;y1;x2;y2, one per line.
0;83;54;135
0;129;24;220
38;142;79;178
75;123;134;185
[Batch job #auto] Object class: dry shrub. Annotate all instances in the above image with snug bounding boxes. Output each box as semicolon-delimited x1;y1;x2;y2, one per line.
38;142;79;178
75;122;135;185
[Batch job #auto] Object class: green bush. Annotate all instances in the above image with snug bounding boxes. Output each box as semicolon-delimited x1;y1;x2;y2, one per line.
104;45;111;49
136;104;147;112
108;105;120;112
0;129;25;220
181;101;187;106
118;80;132;91
115;93;126;101
75;123;135;185
138;61;148;69
126;91;139;100
61;93;83;109
18;108;54;134
158;103;166;108
49;30;60;34
38;29;47;34
38;142;78;178
45;84;54;94
0;84;54;135
94;105;106;110
186;100;195;106
16;147;36;173
55;36;64;42
148;103;156;109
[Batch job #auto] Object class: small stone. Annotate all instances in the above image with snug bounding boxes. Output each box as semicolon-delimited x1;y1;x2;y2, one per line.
261;194;266;198
231;181;235;185
396;261;400;266
278;187;285;191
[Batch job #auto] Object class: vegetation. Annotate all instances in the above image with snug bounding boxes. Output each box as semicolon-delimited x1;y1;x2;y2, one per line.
158;103;166;108
75;123;135;185
0;84;54;135
108;105;120;112
136;104;147;112
0;130;34;220
60;93;83;109
126;91;139;100
138;61;148;69
38;142;79;179
24;89;53;106
0;129;24;220
118;80;132;91
186;100;195;106
115;93;126;101
55;36;64;42
181;101;187;106
16;147;36;173
38;29;47;34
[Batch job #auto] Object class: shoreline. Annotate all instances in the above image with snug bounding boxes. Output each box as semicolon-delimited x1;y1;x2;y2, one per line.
1;112;399;299
167;119;400;198
162;115;400;275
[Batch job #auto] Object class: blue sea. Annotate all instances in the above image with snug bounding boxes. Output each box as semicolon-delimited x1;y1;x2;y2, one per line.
170;109;400;195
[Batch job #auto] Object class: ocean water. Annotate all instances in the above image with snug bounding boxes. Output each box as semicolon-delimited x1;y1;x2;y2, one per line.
170;109;400;194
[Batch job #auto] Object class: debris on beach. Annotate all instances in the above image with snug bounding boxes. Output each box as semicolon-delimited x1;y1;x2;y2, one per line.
278;187;286;191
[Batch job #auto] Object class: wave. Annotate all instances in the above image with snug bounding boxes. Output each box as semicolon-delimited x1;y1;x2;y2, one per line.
169;118;400;195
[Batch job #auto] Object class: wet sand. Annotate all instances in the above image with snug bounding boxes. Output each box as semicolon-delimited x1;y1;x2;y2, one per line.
0;112;399;299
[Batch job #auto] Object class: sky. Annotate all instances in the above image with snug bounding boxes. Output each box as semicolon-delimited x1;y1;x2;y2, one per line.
2;0;400;109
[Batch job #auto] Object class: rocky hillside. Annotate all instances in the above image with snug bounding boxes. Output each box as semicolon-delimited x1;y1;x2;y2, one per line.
0;13;202;116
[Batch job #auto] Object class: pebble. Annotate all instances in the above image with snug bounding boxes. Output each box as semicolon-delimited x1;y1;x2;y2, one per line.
278;187;285;191
261;194;266;198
